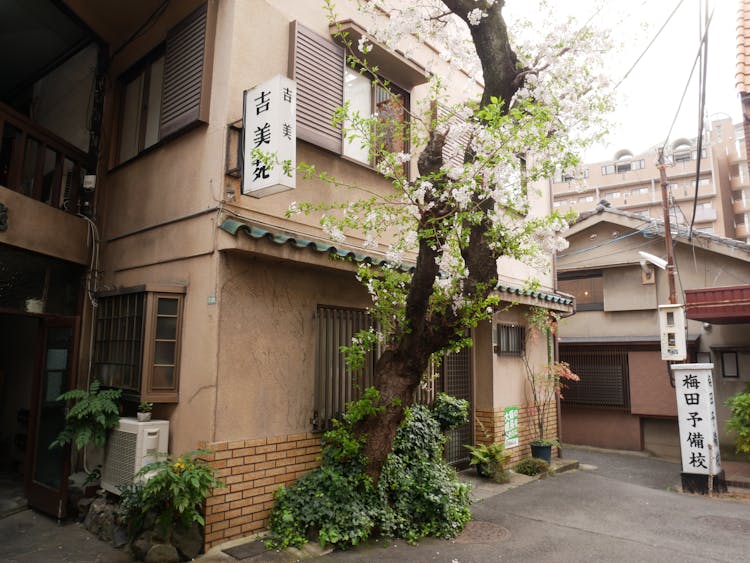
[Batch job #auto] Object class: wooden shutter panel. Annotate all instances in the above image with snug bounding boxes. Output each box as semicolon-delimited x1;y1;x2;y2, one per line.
289;21;343;154
159;2;216;139
437;104;470;167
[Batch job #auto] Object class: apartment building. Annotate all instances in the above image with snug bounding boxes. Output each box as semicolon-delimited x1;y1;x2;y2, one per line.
552;118;750;243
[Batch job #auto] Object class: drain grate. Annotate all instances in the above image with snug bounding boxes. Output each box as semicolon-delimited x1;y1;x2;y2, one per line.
454;520;511;544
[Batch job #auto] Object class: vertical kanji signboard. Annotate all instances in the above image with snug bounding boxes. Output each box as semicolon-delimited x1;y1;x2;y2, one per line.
242;75;296;197
672;363;726;493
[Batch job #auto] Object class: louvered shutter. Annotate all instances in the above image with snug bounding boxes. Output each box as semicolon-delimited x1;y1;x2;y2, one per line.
159;2;215;139
289;22;344;154
437;104;470;167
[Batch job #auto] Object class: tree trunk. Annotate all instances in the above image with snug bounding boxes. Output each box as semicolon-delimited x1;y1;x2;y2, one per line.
355;0;521;483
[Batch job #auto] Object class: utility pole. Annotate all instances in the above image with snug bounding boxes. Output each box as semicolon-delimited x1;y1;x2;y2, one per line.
657;148;678;304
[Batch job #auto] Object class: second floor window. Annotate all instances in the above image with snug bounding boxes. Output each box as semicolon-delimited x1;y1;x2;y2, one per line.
115;3;215;166
343;68;408;167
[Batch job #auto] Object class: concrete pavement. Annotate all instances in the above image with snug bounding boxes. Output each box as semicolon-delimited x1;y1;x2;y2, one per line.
2;447;749;562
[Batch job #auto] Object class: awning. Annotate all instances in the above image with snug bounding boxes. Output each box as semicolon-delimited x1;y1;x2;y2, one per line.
219;217;574;313
685;285;750;324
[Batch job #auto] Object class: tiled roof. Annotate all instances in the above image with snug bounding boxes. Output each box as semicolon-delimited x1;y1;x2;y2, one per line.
737;0;750;93
220;218;574;307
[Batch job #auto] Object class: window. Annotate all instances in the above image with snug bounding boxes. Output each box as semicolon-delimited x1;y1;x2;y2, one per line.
291;22;424;165
691;178;710;187
636;187;649;195
115;3;215;164
609;192;621;199
601;164;615;175
342;67;408;167
495;323;525;356
674;151;691;163
721;351;739;378
560;347;629;408
118;53;164;162
93;285;184;402
559;271;603;311
692;149;707;160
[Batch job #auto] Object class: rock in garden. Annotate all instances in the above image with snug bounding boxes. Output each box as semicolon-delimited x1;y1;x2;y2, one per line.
171;523;203;560
145;543;180;563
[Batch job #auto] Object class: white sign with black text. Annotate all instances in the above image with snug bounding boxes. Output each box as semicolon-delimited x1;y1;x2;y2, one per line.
672;363;722;476
242;75;296;197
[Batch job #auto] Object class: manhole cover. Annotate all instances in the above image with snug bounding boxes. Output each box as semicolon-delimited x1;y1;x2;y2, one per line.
454;520;511;544
696;515;750;533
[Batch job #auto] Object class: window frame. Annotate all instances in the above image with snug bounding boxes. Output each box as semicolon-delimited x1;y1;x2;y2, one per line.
559;270;604;311
93;284;185;403
116;46;166;164
112;2;216;167
342;66;410;170
495;323;526;356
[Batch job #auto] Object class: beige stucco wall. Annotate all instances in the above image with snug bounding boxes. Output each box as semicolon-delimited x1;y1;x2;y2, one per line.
214;251;369;441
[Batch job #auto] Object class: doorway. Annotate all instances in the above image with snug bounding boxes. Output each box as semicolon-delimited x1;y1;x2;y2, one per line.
0;313;77;519
442;345;473;468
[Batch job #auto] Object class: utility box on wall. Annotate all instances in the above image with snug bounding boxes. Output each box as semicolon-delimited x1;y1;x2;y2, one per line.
658;304;686;361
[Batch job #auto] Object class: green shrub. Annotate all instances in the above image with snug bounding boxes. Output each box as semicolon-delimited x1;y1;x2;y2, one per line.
432;392;470;432
265;391;472;550
513;457;549;476
378;405;471;543
136;450;225;533
726;391;750;456
50;381;121;450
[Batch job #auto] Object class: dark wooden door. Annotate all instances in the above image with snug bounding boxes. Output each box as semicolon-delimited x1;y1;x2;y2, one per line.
26;317;78;519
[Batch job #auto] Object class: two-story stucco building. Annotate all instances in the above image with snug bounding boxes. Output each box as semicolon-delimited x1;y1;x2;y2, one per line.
0;0;574;548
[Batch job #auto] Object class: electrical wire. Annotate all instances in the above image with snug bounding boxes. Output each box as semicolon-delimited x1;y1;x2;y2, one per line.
556;227;650;258
614;0;685;90
661;7;714;152
688;0;711;239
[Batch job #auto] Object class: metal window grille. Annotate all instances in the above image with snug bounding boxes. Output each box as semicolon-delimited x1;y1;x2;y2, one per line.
496;323;525;356
312;305;438;431
560;347;629;408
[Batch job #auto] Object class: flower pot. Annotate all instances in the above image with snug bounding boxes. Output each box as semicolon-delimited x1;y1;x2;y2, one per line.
136;412;151;422
530;443;552;463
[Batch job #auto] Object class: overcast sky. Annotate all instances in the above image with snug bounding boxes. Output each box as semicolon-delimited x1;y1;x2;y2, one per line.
507;0;741;163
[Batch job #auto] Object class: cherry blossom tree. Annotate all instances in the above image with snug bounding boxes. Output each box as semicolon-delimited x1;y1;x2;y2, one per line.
293;0;613;481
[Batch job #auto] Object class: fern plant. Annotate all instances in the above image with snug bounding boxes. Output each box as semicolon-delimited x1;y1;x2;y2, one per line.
50;380;122;450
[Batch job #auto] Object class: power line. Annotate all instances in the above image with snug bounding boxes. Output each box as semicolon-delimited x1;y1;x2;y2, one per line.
614;0;686;91
661;6;714;152
688;0;712;239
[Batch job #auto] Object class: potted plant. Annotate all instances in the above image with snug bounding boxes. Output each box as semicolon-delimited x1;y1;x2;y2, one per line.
523;359;579;462
50;380;122;450
137;401;154;422
524;308;580;463
725;389;750;456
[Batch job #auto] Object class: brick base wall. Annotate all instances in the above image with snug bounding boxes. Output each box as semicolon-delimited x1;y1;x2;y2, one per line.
201;403;558;550
201;433;321;549
475;404;559;466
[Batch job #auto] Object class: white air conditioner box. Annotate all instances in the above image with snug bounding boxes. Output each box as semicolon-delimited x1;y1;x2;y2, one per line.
101;417;169;495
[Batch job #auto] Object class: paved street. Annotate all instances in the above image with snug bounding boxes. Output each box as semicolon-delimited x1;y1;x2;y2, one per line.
2;448;749;562
320;447;750;562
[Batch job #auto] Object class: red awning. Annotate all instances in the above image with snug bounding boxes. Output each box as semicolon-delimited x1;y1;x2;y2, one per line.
685;285;750;324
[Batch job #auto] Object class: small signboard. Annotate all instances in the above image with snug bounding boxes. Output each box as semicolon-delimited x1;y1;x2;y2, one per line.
672;364;722;479
504;406;519;448
242;75;296;198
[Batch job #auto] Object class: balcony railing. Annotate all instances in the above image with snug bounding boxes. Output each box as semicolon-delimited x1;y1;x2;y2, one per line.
0;103;92;214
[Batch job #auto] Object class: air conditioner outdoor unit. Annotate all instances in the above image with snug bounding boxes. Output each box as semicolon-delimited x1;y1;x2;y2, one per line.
101;417;169;495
